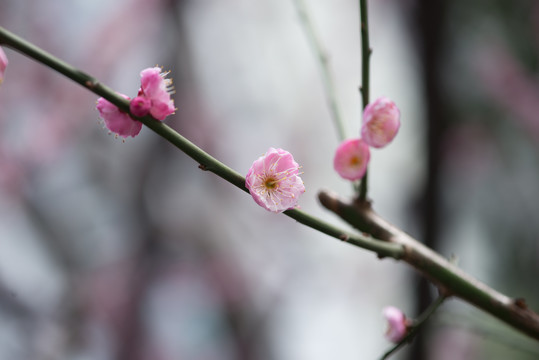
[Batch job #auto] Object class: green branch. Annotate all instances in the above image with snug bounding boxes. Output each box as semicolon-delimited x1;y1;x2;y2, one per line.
318;189;539;342
0;25;403;262
3;23;539;343
358;0;371;201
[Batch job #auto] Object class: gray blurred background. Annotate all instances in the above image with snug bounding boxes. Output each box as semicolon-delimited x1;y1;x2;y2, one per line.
0;0;538;359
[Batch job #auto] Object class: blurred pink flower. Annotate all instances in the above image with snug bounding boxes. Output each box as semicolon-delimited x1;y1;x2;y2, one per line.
96;94;142;138
333;138;370;180
361;97;400;148
245;147;305;213
138;67;175;120
383;306;408;343
129;95;151;117
0;47;8;84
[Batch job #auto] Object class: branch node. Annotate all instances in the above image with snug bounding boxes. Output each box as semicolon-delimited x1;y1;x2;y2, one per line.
85;79;98;89
514;298;528;309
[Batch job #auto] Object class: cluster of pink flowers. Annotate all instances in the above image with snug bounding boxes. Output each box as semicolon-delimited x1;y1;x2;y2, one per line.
383;306;409;343
245;148;305;213
245;98;399;211
334;97;400;180
0;47;8;85
96;67;175;138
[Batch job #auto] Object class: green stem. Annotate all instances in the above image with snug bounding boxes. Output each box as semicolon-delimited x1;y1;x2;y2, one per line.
292;0;347;141
0;26;128;112
358;0;371;201
380;295;447;360
4;24;539;343
318;190;539;342
0;25;403;261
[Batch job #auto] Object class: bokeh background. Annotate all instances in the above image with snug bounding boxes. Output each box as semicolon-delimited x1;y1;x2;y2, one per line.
0;0;538;359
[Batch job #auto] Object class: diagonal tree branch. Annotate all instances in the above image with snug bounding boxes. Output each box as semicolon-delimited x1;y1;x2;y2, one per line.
318;190;539;341
1;24;539;342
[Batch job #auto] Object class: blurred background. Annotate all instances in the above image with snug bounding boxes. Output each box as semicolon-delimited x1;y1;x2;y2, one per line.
0;0;538;359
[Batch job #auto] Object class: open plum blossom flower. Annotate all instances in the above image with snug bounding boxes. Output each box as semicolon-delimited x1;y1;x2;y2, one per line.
137;67;175;120
333;138;370;180
96;94;142;138
0;47;8;85
383;306;409;343
361;96;400;148
245;148;305;213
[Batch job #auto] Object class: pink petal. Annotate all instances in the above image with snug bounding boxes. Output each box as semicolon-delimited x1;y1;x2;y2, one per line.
245;148;305;213
139;67;175;121
0;47;8;84
140;67;163;97
361;97;401;148
383;306;408;343
149;99;175;121
96;94;142;138
129;96;151;117
333;138;370;180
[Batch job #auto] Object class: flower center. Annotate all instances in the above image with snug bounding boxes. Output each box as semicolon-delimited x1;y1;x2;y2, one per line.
265;177;278;189
350;156;360;166
369;116;390;142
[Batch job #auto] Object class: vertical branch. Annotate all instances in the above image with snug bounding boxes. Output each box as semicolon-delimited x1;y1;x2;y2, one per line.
358;0;371;201
293;0;347;141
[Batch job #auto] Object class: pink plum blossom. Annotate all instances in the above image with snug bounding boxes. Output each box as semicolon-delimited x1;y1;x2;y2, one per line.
129;95;151;117
361;97;400;148
138;67;175;120
333;138;370;180
383;306;408;343
96;94;142;138
245;148;305;213
0;47;8;85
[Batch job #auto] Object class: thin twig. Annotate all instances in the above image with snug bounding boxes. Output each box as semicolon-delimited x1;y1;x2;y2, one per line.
292;0;347;141
380;295;447;360
358;0;372;201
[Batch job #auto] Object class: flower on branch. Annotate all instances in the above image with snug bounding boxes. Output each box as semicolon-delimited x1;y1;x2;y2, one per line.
129;95;152;117
0;47;8;85
383;306;409;343
96;66;176;138
138;67;175;120
361;96;400;148
245;148;305;213
333;138;370;180
96;94;142;138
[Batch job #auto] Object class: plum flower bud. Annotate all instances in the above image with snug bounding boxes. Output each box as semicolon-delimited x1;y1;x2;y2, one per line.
383;306;408;343
129;96;151;117
0;47;8;85
96;94;142;138
138;67;175;121
245;148;305;213
333;138;370;180
361;97;400;148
